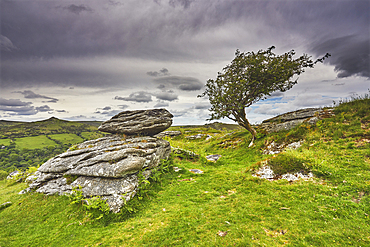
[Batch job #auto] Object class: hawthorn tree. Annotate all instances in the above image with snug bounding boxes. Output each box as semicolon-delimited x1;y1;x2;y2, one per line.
198;46;330;147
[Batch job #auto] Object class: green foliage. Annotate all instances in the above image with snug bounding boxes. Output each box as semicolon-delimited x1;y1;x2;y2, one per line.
68;185;110;221
0;170;8;180
198;46;330;140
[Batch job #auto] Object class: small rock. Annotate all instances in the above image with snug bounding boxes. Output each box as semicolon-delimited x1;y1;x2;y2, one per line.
0;202;12;209
186;134;206;140
206;154;221;162
173;167;182;172
217;231;228;237
155;131;182;138
189;169;204;174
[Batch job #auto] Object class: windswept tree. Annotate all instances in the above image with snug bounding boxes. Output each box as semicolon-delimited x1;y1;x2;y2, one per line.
198;46;330;147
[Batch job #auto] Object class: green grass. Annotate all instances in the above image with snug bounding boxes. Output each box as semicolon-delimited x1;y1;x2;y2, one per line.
0;97;370;246
0;139;12;146
14;136;57;150
47;134;84;145
80;131;105;140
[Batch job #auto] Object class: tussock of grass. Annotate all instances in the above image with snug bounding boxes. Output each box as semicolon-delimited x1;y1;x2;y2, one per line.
1;96;370;246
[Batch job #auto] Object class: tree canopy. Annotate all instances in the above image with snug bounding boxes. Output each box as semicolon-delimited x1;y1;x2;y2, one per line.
198;46;330;146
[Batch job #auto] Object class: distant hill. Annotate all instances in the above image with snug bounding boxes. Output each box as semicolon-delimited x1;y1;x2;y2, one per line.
0;120;24;128
0;117;102;139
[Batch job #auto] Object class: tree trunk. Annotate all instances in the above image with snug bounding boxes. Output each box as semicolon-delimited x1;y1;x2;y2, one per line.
237;113;257;147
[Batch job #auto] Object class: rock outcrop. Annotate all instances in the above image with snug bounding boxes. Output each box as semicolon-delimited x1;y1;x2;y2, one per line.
98;109;173;136
21;109;173;213
259;108;334;133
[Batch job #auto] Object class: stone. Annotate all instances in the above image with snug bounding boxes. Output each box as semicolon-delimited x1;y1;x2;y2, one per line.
260;108;334;133
98;109;173;136
155;130;182;138
0;202;12;210
252;165;313;181
186;134;212;140
21;135;171;213
263;140;303;155
189;169;204;174
206;154;222;162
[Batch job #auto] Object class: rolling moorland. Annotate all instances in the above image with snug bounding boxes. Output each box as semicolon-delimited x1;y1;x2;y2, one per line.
0;96;369;246
0;118;105;173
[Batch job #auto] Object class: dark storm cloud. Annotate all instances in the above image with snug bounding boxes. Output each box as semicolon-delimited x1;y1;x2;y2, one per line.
0;98;36;115
153;76;202;91
114;92;152;103
310;35;370;79
1;0;368;89
36;105;53;112
15;90;59;102
62;4;93;15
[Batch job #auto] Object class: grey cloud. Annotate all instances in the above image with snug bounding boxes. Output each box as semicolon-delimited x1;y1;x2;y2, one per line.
154;91;178;101
147;68;170;77
94;109;122;116
1;0;368;91
36;105;53;112
0;35;18;52
153;76;203;91
101;106;112;111
62;4;92;15
169;0;193;9
114;91;152;103
171;108;193;117
118;105;129;109
0;98;31;107
15;90;59;102
310;35;370;79
194;102;210;109
55;110;67;113
153;101;169;108
0;98;37;115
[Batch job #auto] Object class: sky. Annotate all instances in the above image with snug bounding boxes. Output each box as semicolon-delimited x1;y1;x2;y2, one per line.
1;0;369;125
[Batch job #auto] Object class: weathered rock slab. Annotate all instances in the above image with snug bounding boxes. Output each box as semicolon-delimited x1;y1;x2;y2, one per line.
98;109;173;136
260;108;334;133
21;135;171;213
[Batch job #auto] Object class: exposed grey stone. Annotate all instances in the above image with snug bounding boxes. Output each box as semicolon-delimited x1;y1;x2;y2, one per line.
7;170;21;180
98;109;173;136
186;134;210;140
262;140;303;155
206;154;222;162
189;169;204;174
0;202;12;210
260;108;334;133
21;134;171;213
253;165;313;181
155;130;182;138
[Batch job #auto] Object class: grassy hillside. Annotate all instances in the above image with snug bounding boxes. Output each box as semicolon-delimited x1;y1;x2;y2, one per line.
0;96;369;246
0;117;106;172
